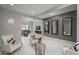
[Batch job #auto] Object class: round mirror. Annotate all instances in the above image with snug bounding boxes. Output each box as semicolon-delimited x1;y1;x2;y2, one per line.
8;18;15;25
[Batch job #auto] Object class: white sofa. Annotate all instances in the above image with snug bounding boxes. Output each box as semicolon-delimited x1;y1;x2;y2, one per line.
0;35;22;53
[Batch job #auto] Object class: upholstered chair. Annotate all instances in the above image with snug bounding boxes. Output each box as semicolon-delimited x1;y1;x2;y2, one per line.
0;35;21;54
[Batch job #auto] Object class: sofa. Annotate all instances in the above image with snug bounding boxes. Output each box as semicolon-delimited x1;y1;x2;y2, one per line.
0;35;22;54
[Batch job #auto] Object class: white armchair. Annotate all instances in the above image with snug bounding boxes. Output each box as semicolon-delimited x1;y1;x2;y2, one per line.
0;35;21;54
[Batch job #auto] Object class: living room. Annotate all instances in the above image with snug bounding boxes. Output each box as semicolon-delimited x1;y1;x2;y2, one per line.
0;4;79;55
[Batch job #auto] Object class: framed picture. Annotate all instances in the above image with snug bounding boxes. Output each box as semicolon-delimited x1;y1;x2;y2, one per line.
44;21;49;34
51;20;58;35
62;17;72;36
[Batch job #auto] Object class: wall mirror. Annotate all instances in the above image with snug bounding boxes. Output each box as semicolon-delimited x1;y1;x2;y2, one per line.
62;17;72;36
35;26;41;34
8;18;15;25
44;21;49;34
51;20;58;35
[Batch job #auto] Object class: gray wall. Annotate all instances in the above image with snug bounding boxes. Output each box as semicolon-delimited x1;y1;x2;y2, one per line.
43;11;77;42
0;8;22;41
21;16;44;34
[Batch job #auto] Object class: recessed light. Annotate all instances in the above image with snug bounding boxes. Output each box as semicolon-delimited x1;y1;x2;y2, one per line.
49;13;54;15
10;4;14;6
32;11;35;13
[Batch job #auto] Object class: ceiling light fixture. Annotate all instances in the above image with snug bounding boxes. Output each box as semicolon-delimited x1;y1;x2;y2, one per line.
10;4;14;6
32;11;35;13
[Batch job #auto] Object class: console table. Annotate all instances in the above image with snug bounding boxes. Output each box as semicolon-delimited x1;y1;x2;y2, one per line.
35;30;41;34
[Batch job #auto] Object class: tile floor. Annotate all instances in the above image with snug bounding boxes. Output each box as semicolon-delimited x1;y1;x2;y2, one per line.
13;34;74;55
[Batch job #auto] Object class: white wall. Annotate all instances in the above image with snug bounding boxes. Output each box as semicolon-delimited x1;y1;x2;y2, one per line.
21;16;43;34
19;15;44;35
21;16;34;32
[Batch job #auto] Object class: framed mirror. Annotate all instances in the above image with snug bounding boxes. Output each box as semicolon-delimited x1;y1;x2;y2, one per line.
62;17;72;36
51;20;58;35
44;21;49;34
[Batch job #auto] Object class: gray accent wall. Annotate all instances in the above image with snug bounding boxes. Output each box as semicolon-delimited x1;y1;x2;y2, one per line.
43;11;77;42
